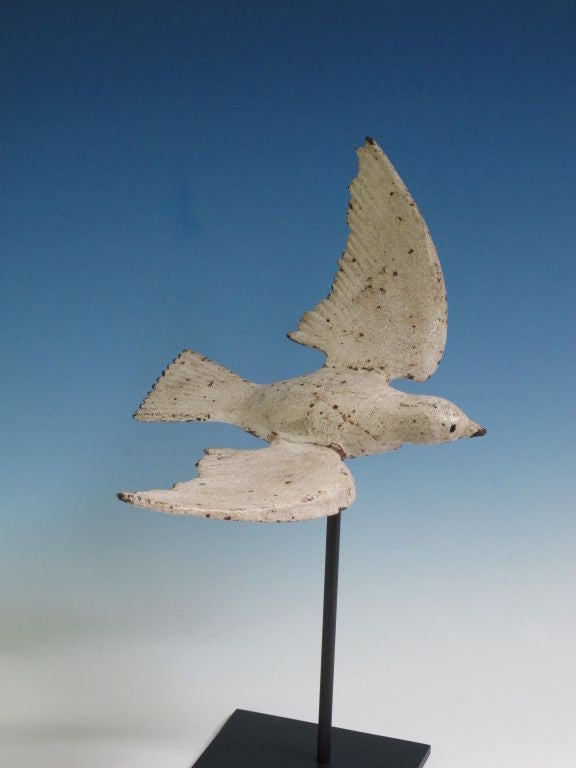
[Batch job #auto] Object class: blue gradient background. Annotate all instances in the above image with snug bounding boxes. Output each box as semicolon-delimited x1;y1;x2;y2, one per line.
1;2;574;766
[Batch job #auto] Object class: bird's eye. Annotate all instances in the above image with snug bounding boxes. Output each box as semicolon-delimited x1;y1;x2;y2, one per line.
449;424;456;433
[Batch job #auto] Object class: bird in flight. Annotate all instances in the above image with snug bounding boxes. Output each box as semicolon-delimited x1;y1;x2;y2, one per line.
118;138;485;522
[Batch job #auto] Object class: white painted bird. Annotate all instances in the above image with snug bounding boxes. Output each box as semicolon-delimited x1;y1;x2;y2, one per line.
118;138;485;522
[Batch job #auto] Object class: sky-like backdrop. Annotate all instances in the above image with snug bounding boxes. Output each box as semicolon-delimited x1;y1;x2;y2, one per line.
1;2;575;767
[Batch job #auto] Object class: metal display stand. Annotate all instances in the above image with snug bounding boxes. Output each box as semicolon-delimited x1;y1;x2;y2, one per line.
191;513;431;767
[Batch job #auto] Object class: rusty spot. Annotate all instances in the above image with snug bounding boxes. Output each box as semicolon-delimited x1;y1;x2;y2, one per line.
329;443;346;459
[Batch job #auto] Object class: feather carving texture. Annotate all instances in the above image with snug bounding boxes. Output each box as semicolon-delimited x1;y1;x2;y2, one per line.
118;441;355;522
288;138;447;381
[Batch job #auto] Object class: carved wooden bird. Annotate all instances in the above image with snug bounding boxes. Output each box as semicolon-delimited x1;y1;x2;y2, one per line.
118;138;485;522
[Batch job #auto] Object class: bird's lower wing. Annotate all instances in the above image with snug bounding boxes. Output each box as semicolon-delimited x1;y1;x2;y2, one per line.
117;440;355;522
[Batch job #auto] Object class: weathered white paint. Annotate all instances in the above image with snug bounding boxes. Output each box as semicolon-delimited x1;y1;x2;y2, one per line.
118;441;355;523
118;138;485;522
289;137;447;382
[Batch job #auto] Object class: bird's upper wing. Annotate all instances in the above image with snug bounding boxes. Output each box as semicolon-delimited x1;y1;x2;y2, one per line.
117;440;355;522
288;138;447;382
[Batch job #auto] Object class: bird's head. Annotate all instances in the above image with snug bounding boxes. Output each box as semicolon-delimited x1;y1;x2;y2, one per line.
402;395;486;445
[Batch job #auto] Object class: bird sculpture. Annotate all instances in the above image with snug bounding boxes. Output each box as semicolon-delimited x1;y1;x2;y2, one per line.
118;138;485;522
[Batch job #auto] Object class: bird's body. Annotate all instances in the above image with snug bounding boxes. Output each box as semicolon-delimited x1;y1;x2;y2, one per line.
119;138;485;522
241;369;484;455
243;367;413;457
139;351;483;459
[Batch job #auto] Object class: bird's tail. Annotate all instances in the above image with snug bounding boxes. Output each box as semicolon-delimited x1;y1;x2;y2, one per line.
134;350;258;426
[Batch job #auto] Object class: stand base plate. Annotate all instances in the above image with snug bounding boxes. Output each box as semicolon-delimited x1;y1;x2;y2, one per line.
192;709;431;767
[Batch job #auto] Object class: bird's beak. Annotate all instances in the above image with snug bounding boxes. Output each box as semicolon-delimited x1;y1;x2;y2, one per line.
471;425;487;437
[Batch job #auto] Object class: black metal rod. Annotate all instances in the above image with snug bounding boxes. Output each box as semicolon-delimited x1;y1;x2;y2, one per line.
316;511;341;765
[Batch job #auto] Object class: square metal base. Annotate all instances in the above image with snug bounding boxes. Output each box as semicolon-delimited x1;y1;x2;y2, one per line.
192;709;431;767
